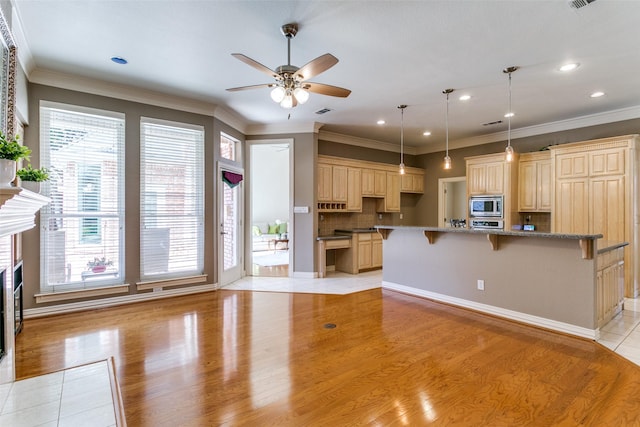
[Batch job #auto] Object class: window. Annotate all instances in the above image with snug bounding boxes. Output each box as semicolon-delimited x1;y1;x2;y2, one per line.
220;133;241;162
140;118;204;280
40;103;125;292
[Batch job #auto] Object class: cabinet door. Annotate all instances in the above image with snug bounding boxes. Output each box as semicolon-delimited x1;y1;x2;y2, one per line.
555;179;589;234
518;161;537;211
374;170;387;196
317;163;332;202
590;176;625;242
556;153;588;179
371;234;383;268
413;174;424;193
537;160;552;211
485;162;504;194
347;167;362;211
385;172;401;212
361;168;375;196
466;164;486;195
358;234;372;269
591;148;625;176
332;165;348;202
400;174;413;192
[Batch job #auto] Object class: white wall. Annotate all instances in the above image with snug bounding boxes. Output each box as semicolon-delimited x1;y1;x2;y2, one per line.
250;144;289;225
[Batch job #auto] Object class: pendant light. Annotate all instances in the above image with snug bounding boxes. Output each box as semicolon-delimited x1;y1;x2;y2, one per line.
398;105;407;175
442;89;454;170
503;66;518;162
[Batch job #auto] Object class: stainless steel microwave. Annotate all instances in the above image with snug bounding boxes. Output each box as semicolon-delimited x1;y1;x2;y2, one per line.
469;195;503;218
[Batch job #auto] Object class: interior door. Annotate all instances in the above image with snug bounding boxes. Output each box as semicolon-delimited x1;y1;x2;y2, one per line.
219;166;244;286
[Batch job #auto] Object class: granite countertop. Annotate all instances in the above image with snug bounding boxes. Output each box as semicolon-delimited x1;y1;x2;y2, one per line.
317;234;353;241
597;240;629;254
334;228;378;234
374;225;605;241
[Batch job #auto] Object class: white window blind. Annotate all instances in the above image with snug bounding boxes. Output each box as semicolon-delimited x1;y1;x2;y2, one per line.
140;118;204;280
40;103;125;292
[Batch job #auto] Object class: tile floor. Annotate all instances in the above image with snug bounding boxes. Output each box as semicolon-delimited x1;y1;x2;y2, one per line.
224;270;640;366
0;360;116;427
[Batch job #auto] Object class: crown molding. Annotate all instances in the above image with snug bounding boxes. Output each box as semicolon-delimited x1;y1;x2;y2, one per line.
10;6;34;75
318;130;418;155
246;121;323;135
415;104;640;155
212;106;249;134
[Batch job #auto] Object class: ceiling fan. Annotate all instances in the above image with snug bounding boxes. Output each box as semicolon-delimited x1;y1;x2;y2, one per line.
226;23;351;109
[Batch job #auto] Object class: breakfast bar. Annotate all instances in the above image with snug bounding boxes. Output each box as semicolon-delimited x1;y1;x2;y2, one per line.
377;225;627;339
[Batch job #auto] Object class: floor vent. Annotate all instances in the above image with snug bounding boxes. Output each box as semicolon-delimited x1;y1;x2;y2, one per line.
569;0;597;9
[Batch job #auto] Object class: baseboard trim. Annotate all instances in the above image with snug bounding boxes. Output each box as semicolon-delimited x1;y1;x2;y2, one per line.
382;281;598;340
25;284;217;319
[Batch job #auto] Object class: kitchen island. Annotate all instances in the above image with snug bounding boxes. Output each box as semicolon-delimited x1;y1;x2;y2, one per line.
376;225;627;339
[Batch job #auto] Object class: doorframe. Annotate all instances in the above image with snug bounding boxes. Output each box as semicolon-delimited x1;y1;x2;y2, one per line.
246;138;294;276
218;160;245;286
438;176;467;228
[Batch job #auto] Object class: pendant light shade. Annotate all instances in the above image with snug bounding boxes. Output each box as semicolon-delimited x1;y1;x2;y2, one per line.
443;88;454;170
503;66;518;162
398;105;407;175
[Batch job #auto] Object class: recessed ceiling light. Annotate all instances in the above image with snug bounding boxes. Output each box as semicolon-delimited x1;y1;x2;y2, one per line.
590;91;605;98
111;56;128;65
559;62;579;72
459;95;471;101
423;131;431;136
504;112;515;118
377;120;385;125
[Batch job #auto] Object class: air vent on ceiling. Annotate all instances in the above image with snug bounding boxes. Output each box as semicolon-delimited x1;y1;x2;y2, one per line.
569;0;596;9
315;108;332;115
482;120;503;126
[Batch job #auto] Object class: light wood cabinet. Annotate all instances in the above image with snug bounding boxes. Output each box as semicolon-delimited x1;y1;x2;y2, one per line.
466;161;504;195
361;168;375;196
551;135;639;297
518;152;552;212
377;172;400;212
371;233;383;268
346;168;362;211
357;233;372;269
597;247;625;328
401;173;424;193
317;162;361;212
361;168;386;197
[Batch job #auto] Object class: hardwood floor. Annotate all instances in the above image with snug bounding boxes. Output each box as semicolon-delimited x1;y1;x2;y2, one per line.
15;288;640;425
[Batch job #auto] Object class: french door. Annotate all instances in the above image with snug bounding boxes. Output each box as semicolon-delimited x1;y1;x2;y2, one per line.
218;165;244;286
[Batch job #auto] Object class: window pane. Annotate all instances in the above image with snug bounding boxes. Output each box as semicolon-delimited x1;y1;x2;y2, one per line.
40;104;125;292
140;119;204;280
220;133;240;162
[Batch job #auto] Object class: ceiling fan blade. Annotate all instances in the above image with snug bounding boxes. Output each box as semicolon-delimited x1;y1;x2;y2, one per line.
226;83;274;92
231;53;278;79
303;82;351;98
295;53;339;81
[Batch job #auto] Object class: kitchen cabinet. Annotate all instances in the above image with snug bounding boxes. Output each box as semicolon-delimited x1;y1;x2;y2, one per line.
466;160;504;195
371;233;383;268
401;173;424;194
551;134;639;297
518;151;552;212
362;168;386;197
317;162;361;212
377;172;400;212
596;246;624;328
357;233;372;269
334;232;383;274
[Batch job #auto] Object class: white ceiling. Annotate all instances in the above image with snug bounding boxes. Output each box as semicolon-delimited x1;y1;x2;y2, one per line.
11;0;640;153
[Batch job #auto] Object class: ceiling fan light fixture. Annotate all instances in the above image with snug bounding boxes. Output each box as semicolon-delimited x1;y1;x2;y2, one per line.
270;86;286;103
280;93;294;109
293;87;309;104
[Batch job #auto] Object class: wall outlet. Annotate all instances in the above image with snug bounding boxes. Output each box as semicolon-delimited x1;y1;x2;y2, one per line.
320;214;324;221
477;279;485;291
399;213;403;219
378;213;382;220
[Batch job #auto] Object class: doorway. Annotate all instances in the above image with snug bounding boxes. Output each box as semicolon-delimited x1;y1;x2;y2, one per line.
438;176;467;227
219;165;244;286
248;140;292;277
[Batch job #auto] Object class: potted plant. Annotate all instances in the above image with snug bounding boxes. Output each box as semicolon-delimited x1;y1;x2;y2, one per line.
17;164;49;193
86;256;113;273
0;132;31;188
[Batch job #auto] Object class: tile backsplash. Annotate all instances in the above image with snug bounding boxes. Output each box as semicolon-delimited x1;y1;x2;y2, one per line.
318;198;392;235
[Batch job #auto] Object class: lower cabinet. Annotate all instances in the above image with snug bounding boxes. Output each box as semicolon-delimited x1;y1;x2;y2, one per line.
596;247;625;328
335;232;383;274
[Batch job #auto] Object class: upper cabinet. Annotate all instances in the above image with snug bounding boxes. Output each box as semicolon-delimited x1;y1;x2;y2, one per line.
317;155;424;213
518;151;552;212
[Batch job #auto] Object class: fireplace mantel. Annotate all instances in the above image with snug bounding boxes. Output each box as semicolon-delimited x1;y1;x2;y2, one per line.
0;187;51;237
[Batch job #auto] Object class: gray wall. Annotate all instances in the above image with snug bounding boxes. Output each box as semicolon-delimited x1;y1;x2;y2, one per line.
382;227;596;330
22;83;221;309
